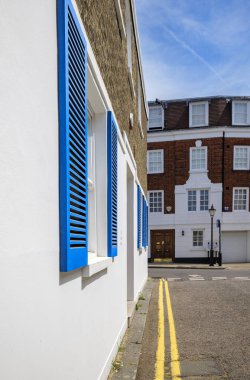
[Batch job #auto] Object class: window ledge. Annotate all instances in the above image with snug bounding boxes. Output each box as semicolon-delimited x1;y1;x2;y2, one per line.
128;69;135;98
190;247;206;251
82;257;112;278
189;169;208;174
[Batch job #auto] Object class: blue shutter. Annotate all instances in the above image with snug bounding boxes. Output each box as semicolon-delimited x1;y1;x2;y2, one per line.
142;196;146;248
137;185;142;249
58;0;88;271
146;203;148;247
107;112;118;257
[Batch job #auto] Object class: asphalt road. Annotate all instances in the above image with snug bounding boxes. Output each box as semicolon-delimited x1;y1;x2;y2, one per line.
136;269;250;380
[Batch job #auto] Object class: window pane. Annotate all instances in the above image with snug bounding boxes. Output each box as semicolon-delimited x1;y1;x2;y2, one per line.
234;147;248;169
234;103;247;124
234;188;248;210
149;191;163;212
148;151;163;173
191;104;206;126
188;190;197;211
200;190;209;211
193;230;203;247
149;107;163;130
191;148;206;170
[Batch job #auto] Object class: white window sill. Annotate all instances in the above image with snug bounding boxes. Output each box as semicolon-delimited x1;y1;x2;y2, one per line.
82;256;112;278
190;247;206;251
128;69;135;98
189;169;208;174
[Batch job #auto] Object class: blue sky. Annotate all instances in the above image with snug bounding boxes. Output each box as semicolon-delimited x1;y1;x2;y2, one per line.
136;0;250;101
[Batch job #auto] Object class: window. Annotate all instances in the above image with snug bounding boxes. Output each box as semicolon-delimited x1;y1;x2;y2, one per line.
189;102;208;127
188;191;196;211
233;188;249;211
147;150;164;174
200;190;209;211
188;190;209;212
193;230;204;247
234;146;250;170
149;191;163;213
138;75;143;137
232;101;250;125
190;147;207;171
148;106;163;131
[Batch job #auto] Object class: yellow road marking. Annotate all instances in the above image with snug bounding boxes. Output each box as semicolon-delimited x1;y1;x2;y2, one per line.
155;279;165;380
164;280;181;379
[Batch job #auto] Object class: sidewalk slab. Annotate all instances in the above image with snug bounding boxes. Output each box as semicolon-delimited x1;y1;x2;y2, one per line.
148;262;250;270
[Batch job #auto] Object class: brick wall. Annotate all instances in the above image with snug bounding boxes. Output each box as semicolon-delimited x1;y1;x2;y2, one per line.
148;137;250;213
75;0;147;193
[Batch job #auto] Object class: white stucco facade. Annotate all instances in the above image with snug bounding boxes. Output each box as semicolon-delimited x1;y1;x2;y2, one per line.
0;1;148;380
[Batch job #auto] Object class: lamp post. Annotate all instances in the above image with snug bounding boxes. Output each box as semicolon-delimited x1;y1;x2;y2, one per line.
208;204;216;266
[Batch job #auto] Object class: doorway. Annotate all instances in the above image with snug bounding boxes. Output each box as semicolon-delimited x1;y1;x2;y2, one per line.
151;229;175;260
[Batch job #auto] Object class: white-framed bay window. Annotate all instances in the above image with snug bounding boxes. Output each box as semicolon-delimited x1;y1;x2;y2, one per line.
149;191;163;213
232;101;250;125
233;187;249;211
234;146;250;170
188;189;209;211
148;106;164;131
147;149;164;174
192;230;204;247
189;101;208;127
190;147;207;172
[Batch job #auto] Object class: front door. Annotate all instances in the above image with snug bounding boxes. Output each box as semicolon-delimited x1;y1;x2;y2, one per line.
151;230;175;260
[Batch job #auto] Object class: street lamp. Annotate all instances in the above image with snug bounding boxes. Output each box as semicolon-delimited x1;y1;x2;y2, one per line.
208;204;216;266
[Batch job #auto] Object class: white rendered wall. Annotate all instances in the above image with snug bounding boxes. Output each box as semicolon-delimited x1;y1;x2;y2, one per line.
0;1;147;380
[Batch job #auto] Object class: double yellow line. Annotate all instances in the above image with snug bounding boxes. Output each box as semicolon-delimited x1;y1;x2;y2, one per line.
155;279;181;380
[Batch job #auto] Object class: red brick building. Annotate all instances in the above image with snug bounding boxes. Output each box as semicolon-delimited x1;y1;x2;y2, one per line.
147;96;250;263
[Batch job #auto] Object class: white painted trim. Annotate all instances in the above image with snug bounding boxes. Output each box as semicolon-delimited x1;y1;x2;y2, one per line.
128;69;136;98
189;101;209;128
115;0;126;39
123;130;137;170
233;187;249;212
147;126;250;142
232;100;250;125
233;146;250;170
148;190;164;213
147;149;164;174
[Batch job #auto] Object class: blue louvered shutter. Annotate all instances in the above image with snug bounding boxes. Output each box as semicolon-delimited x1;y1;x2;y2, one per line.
58;0;88;271
142;196;146;248
107;112;118;257
137;185;142;249
146;203;148;247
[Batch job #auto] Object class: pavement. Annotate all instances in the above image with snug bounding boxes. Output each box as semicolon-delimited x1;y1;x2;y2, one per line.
109;263;250;380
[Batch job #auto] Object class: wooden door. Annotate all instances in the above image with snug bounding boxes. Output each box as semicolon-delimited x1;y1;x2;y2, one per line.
151;230;175;260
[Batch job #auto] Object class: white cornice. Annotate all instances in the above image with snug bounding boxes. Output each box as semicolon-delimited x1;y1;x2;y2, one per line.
147;126;250;142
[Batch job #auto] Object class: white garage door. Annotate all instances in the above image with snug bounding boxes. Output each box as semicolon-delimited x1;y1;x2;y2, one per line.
222;231;247;263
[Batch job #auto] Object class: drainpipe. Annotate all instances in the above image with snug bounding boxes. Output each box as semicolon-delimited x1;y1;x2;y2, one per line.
222;131;225;211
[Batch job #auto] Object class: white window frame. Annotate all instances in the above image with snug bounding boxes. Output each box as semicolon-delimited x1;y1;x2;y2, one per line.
233;146;250;170
233;187;249;212
190;147;207;172
192;230;204;248
115;0;126;39
138;75;143;138
148;190;164;213
147;149;164;174
148;106;164;131
125;0;135;97
189;101;209;127
232;101;250;125
188;189;209;212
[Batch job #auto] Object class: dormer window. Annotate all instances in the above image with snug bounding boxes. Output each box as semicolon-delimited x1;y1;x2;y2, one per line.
189;101;208;127
232;101;250;125
148;106;164;131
